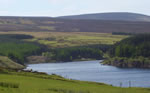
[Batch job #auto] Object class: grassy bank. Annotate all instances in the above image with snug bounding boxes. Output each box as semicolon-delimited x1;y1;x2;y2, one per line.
0;70;150;93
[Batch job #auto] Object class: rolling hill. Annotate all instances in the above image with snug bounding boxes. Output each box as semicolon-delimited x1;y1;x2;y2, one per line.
58;12;150;22
0;14;150;33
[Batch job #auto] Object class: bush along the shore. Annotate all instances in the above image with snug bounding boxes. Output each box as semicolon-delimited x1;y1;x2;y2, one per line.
28;44;111;63
102;57;150;68
103;34;150;68
43;47;104;62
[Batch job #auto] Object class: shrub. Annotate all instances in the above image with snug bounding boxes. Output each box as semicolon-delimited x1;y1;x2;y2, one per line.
0;82;19;88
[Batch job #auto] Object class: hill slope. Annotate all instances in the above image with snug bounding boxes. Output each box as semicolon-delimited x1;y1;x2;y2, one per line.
0;70;150;93
59;12;150;22
0;56;24;69
0;16;150;33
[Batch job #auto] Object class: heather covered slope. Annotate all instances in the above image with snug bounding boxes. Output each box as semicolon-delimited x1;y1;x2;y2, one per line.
0;16;150;33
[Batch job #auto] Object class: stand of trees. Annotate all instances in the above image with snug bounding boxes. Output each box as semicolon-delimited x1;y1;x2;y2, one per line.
112;32;134;35
0;34;45;65
43;46;104;62
103;34;150;68
110;34;150;58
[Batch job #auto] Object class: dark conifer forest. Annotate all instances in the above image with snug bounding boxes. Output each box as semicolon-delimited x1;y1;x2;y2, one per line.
110;34;150;58
103;34;150;68
0;34;44;64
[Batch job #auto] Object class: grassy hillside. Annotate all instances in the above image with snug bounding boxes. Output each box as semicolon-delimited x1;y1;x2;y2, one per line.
0;16;150;33
59;12;150;22
0;56;24;69
0;70;150;93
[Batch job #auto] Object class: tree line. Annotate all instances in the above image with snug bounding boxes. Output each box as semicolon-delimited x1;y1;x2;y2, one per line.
103;34;150;68
109;34;150;58
43;46;104;62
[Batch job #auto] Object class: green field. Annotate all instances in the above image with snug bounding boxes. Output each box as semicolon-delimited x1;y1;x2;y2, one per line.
0;71;149;93
0;32;128;48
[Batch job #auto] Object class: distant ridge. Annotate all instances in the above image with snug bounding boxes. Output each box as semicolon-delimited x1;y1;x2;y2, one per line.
58;12;150;22
0;15;150;33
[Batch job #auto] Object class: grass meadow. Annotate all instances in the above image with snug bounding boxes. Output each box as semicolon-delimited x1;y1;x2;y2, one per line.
0;71;150;93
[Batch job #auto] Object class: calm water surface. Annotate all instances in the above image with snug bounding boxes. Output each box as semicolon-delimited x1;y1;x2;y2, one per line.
26;60;150;87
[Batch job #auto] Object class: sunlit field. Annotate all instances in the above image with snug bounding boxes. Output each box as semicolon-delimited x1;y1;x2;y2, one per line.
0;32;128;48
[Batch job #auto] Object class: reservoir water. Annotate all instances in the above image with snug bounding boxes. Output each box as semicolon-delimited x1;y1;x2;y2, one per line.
26;60;150;87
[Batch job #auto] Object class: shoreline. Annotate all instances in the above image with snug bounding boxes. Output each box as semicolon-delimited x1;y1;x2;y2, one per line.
26;56;101;64
24;60;150;88
102;57;150;69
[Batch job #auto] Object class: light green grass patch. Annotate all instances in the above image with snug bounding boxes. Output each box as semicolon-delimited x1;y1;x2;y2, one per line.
0;73;149;93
